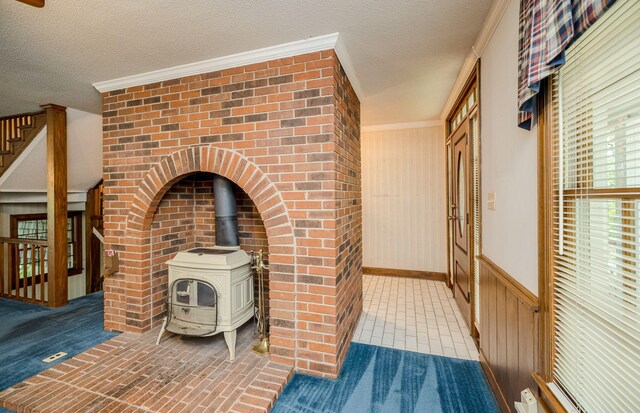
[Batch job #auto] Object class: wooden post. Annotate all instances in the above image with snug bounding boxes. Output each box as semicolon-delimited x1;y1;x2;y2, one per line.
85;181;103;294
42;104;67;307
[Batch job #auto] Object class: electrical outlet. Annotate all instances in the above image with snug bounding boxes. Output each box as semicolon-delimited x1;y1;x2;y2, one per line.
488;192;496;210
43;352;67;363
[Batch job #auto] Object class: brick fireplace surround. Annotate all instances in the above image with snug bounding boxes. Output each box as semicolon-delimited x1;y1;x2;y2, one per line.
102;49;362;378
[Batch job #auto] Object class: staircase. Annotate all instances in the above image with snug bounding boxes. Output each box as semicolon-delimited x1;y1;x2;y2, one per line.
0;111;46;175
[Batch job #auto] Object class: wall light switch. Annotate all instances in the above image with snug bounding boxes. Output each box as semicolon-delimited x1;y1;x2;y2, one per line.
488;192;496;211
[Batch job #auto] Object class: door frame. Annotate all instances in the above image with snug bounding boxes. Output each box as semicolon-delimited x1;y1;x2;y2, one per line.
445;62;480;339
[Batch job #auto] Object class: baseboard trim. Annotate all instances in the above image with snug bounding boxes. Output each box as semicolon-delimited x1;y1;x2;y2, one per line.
479;348;511;413
363;267;446;282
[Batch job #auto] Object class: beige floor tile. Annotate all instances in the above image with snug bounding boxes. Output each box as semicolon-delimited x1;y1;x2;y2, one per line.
353;274;479;361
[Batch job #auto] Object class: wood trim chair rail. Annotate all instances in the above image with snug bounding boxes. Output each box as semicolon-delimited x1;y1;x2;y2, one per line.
478;254;539;311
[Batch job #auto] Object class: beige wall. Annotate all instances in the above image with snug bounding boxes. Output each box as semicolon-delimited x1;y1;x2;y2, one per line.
0;202;87;300
362;125;447;273
479;0;538;294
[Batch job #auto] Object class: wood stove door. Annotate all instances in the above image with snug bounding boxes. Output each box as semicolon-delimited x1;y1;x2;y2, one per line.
450;119;471;329
168;279;218;336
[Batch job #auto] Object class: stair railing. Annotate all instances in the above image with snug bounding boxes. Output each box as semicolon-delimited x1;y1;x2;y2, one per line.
0;111;46;169
0;237;49;305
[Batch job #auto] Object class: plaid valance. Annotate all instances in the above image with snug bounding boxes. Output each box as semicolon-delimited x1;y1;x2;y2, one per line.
517;0;616;130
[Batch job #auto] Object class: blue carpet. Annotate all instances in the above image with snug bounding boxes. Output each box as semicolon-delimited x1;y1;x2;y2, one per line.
0;292;117;393
272;342;499;413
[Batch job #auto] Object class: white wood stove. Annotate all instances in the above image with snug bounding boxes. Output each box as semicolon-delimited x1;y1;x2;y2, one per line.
156;247;254;360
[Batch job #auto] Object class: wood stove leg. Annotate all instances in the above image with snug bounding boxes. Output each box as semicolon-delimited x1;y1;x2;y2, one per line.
224;330;237;361
156;317;167;345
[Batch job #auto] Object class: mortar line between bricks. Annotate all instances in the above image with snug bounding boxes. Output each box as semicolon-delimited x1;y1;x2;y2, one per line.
44;378;158;413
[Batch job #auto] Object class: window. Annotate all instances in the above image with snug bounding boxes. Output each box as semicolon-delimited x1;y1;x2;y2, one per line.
547;1;640;411
10;212;83;285
449;86;478;133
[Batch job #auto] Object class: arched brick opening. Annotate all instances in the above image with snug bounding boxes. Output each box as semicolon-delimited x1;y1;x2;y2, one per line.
104;146;297;366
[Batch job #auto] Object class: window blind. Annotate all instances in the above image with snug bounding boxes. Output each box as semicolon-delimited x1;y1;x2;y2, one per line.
471;112;480;326
552;1;640;412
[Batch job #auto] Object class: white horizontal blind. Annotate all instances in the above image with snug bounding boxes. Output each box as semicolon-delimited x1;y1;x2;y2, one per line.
471;112;480;326
552;1;640;412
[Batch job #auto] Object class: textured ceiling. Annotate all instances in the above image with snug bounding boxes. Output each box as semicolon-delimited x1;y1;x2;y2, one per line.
0;0;492;126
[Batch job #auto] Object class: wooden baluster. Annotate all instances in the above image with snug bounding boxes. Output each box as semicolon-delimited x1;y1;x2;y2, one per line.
31;244;36;300
0;242;4;295
12;243;17;298
0;119;4;167
40;245;45;303
22;243;27;299
8;243;13;297
12;244;18;299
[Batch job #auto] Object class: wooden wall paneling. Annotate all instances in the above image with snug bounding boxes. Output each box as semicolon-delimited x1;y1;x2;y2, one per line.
478;255;539;413
495;281;507;390
518;300;538;397
480;261;489;351
505;293;520;402
488;265;498;372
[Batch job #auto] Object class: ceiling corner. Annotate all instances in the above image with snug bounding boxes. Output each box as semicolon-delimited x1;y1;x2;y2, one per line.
333;34;365;101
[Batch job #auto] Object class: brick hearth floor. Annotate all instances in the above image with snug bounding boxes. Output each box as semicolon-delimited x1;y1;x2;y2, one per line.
0;322;292;413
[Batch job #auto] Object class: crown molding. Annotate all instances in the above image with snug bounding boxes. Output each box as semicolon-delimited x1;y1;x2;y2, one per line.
440;0;511;120
362;120;443;133
440;51;478;121
474;0;511;57
93;33;343;93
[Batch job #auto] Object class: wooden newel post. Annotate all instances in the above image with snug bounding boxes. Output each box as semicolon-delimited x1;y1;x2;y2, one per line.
41;104;68;307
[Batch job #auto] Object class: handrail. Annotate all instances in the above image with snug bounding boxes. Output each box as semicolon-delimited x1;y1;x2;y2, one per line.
0;110;44;122
0;237;48;246
92;227;104;244
0;111;46;174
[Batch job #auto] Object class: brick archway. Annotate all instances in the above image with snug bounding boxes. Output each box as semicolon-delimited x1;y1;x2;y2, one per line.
103;146;297;366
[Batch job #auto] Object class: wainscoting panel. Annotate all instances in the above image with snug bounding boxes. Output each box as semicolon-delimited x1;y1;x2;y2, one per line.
478;255;538;413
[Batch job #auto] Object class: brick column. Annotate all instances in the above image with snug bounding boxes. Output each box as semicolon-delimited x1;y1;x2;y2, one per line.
101;51;361;377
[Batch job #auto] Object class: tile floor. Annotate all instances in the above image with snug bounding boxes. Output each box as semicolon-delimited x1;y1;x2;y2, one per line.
352;274;479;361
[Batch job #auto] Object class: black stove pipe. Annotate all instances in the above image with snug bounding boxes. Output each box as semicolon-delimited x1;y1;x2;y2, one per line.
213;175;240;247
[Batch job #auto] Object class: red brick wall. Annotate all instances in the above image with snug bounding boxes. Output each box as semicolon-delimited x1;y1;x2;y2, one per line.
150;179;196;324
101;50;360;377
333;58;363;372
